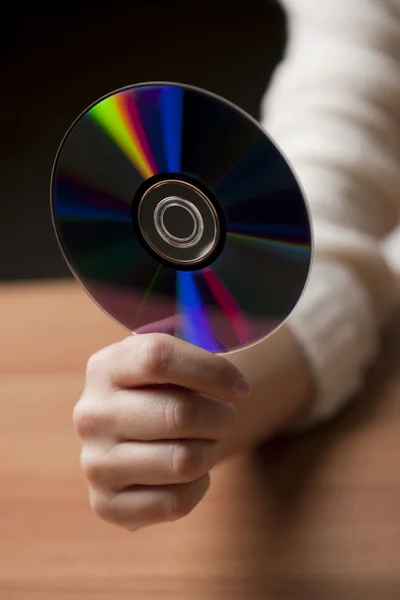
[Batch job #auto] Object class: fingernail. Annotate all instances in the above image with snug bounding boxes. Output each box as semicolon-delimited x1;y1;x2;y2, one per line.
234;376;251;400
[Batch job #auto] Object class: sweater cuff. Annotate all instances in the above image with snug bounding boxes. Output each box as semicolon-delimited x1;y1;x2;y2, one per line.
287;258;378;427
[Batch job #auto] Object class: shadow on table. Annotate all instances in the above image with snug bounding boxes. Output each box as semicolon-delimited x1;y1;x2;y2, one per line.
262;307;400;503
225;308;400;599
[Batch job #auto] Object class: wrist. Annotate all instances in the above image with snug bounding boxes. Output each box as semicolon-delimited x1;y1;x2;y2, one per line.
218;325;313;460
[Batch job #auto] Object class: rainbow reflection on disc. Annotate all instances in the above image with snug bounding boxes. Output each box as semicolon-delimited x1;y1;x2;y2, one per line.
51;82;312;353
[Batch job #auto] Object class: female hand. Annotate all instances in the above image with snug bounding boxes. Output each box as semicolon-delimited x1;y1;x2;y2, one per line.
73;333;250;531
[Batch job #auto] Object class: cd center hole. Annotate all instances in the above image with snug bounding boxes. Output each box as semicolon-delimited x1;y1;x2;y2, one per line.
161;204;197;240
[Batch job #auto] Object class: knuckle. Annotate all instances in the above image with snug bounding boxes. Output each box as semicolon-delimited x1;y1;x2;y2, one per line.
171;443;206;481
89;490;114;522
73;402;94;438
86;347;109;377
138;335;174;377
86;343;121;383
73;400;107;439
89;488;138;531
90;491;129;529
80;449;106;485
166;398;198;436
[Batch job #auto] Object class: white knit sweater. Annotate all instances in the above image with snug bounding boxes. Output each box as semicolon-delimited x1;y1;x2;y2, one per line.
261;0;400;423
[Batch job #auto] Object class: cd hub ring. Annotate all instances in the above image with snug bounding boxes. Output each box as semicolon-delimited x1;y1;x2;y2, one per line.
136;179;222;268
154;197;204;249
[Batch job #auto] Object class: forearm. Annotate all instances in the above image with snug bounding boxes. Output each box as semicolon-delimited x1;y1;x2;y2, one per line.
256;0;400;425
219;324;312;458
263;0;400;320
220;0;400;456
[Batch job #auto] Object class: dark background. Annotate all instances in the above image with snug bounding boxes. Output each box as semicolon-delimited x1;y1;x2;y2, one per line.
1;3;285;281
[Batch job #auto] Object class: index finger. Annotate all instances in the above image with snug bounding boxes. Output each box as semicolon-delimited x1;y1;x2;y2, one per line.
87;333;250;403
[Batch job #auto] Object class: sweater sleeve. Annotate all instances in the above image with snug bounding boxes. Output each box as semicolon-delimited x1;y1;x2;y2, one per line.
261;0;400;424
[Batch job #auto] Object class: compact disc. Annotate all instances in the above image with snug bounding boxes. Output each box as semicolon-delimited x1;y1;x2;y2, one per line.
51;82;312;353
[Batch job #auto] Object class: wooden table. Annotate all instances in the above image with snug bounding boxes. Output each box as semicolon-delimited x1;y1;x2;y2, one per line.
1;280;400;599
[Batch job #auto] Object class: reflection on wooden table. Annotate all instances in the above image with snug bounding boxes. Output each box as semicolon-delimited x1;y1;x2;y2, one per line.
1;280;400;599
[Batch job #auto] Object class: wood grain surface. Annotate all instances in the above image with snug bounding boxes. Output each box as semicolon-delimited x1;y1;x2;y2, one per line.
1;280;400;599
